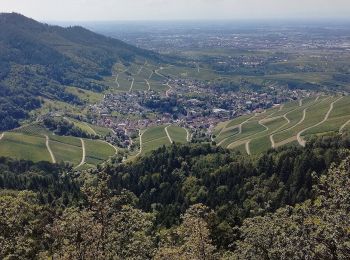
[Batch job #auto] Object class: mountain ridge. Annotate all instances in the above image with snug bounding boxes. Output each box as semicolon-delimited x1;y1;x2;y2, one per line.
0;13;162;130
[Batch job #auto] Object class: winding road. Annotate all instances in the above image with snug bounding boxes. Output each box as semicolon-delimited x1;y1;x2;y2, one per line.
269;111;294;148
164;125;173;143
129;77;135;92
283;108;306;133
258;119;269;132
75;138;86;169
183;127;191;142
135;130;144;158
270;96;324;148
270;115;290;148
226;113;273;150
155;68;167;79
339;119;350;133
103;141;118;155
245;140;251;155
165;82;173;97
45;135;56;164
297;97;343;147
115;74;120;88
145;79;151;91
217;116;254;146
137;65;144;75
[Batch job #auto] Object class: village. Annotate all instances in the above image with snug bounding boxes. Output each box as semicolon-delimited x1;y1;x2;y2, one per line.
89;77;313;148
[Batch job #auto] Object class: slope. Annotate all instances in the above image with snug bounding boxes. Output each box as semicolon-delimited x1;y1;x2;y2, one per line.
0;12;162;130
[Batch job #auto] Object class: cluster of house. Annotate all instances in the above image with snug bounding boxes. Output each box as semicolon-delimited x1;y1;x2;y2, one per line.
88;77;313;148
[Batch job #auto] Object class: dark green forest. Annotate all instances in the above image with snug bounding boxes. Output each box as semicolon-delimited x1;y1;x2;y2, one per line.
1;134;350;259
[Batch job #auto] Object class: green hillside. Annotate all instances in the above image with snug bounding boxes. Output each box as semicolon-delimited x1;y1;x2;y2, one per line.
0;13;162;131
215;95;350;155
0;123;116;167
137;125;189;156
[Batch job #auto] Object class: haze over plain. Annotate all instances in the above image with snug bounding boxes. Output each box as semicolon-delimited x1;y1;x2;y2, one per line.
1;0;350;21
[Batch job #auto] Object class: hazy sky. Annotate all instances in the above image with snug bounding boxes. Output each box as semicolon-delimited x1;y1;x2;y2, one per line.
1;0;350;21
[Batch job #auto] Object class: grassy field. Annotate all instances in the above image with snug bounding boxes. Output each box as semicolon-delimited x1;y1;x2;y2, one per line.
67;118;97;136
65;86;103;104
72;121;113;137
67;118;112;136
167;126;188;143
302;96;350;136
12;123;50;136
0;123;117;167
137;125;189;155
132;81;148;91
49;135;82;166
111;54;347;95
84;139;116;166
215;95;350;155
273;97;336;143
142;137;170;155
89;125;114;137
105;49;350;99
142;125;168;143
0;132;50;162
141;125;170;154
107;61;227;95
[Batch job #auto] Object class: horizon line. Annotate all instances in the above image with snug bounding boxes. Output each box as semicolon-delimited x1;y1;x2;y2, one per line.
44;18;350;26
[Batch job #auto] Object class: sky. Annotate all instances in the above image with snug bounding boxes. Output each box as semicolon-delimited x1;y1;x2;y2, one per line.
0;0;350;21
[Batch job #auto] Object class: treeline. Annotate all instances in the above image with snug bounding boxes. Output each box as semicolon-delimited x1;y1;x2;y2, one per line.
229;157;350;259
105;134;350;248
0;157;81;206
0;83;41;130
1;135;350;259
43;118;98;139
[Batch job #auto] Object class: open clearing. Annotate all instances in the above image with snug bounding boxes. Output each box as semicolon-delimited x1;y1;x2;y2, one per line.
0;132;51;162
138;125;189;155
215;95;350;155
0;123;116;167
166;126;188;143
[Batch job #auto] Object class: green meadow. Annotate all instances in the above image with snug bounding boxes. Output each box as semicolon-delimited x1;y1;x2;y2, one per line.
215;95;350;155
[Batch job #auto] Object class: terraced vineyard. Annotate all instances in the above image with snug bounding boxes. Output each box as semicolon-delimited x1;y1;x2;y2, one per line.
214;95;350;155
106;60;218;95
107;61;167;94
0;123;117;168
65;117;114;137
137;125;189;156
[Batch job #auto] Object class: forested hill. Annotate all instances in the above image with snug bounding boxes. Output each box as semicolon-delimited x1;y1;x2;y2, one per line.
1;134;350;258
104;134;350;248
0;13;161;130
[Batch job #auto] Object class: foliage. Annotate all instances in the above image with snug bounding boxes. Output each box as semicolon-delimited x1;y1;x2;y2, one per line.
106;135;350;248
233;157;350;259
155;204;217;260
0;157;80;205
1;135;350;258
48;173;155;259
43;117;97;138
0;191;49;259
142;97;186;117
